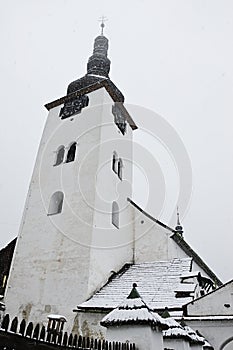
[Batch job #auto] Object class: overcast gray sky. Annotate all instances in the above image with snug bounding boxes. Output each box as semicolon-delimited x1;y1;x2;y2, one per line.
1;0;233;282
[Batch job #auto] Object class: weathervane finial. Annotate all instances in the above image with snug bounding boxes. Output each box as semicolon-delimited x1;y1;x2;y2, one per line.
175;206;183;236
177;206;180;226
99;16;108;35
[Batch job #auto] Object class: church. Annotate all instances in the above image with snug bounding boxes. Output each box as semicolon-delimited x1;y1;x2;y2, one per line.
0;24;233;350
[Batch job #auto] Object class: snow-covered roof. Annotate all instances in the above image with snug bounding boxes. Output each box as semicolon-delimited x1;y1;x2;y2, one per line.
101;284;168;329
47;314;67;321
180;272;199;279
163;322;204;344
182;325;205;345
158;315;181;329
163;327;190;340
174;284;196;293
78;258;195;311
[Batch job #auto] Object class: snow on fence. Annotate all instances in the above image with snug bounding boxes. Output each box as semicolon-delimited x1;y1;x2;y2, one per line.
0;314;136;350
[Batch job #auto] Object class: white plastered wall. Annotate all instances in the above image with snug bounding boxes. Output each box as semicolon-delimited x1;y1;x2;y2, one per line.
106;324;163;350
5;87;134;331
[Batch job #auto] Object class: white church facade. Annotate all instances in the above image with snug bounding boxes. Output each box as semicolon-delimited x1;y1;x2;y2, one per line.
1;27;233;350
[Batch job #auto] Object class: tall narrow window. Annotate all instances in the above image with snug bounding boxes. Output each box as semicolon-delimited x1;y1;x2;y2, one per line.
54;146;65;166
66;142;77;163
118;158;123;180
112;151;118;173
112;201;119;228
48;191;64;215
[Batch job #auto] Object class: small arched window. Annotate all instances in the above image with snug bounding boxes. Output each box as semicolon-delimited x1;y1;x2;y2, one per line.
66;142;77;163
118;158;123;180
112;201;119;228
54;146;65;166
112;151;118;173
48;191;64;215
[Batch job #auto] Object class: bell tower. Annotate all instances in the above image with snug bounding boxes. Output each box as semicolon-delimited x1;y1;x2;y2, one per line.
5;26;137;328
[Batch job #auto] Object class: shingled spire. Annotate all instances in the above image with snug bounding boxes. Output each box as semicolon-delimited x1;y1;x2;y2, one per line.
86;21;111;77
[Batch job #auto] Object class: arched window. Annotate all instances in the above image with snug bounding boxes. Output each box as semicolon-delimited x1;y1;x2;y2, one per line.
54;146;65;166
112;201;119;228
118;158;123;180
66;142;77;163
112;151;118;173
48;191;64;215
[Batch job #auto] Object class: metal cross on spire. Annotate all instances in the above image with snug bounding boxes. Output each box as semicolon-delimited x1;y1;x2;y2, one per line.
99;16;108;35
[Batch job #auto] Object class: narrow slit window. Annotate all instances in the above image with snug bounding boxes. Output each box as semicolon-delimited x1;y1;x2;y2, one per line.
112;201;119;228
112;151;118;173
66;142;77;163
54;146;65;166
48;191;64;215
118;158;123;180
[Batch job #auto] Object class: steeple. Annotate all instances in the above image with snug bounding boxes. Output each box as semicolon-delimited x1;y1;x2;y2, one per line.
66;23;124;102
86;20;111;77
175;206;183;236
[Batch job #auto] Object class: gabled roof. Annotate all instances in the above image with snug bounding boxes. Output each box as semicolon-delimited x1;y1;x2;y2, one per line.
78;258;195;312
128;198;222;286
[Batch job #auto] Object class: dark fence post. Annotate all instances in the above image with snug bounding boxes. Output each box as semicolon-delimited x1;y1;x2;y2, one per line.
78;335;82;348
62;331;68;346
52;332;57;344
10;316;18;333
25;321;33;338
82;336;86;348
19;319;26;336
73;334;78;347
57;332;63;345
39;325;46;341
87;336;90;348
68;333;73;346
46;331;52;343
1;313;10;331
33;323;40;339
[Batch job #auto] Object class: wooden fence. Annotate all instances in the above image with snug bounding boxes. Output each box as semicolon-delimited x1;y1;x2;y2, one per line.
0;314;135;350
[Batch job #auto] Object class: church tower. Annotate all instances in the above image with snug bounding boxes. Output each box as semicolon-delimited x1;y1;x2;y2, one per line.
5;26;137;328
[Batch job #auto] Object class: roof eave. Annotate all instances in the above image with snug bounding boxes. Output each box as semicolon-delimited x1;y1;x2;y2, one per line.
44;80;137;131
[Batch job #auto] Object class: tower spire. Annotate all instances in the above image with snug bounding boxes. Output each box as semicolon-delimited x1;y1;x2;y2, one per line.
175;206;183;236
86;20;111;77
